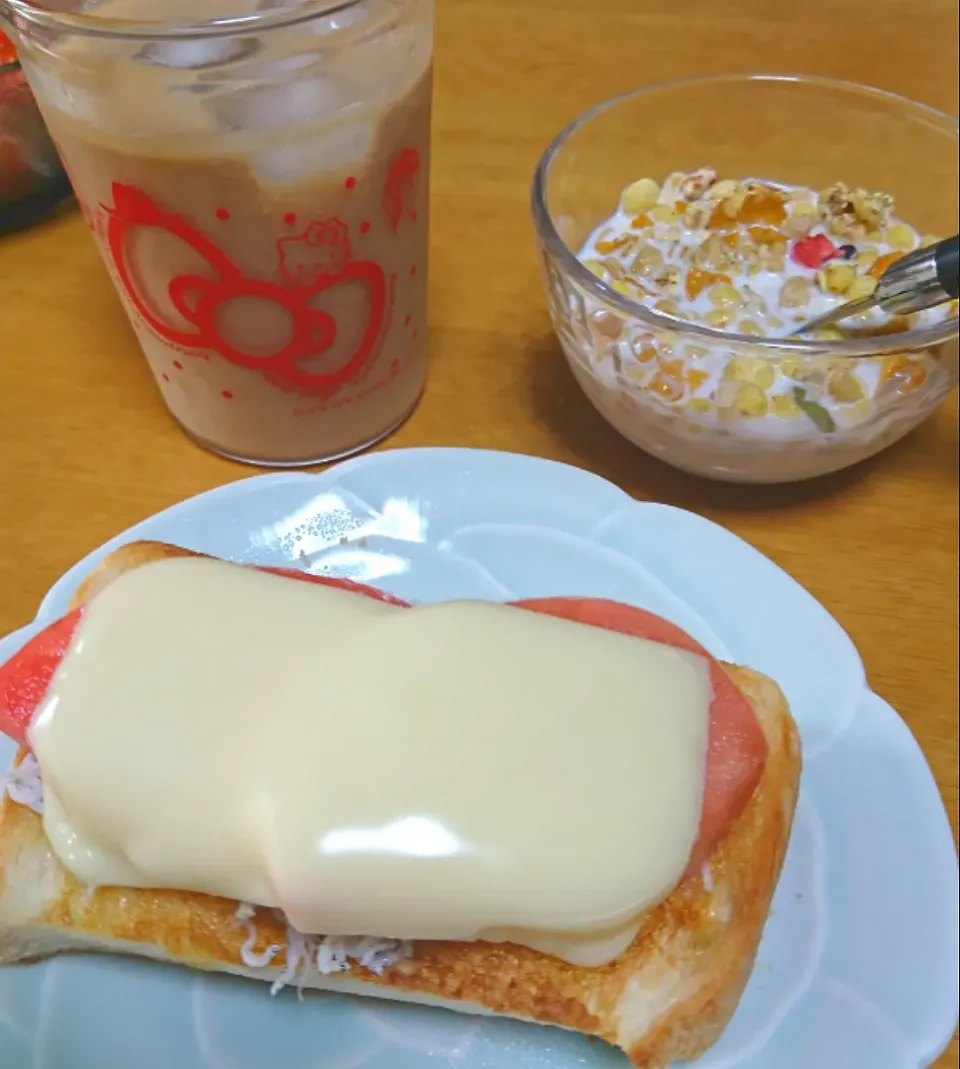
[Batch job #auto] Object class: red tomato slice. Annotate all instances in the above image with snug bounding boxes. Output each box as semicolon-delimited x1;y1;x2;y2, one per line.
258;567;410;607
512;597;767;876
0;608;83;748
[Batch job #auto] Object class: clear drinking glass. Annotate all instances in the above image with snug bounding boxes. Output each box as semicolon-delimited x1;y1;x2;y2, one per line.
2;0;433;466
532;75;959;483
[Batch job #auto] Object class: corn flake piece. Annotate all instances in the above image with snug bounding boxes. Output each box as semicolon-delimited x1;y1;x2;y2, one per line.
592;310;623;339
778;276;814;308
685;268;731;300
782;209;818;238
827;369;867;403
737;189;787;226
707;201;739;230
622;178;661;215
846;274;878;301
632;245;665;277
726;384;769;416
708;282;743;309
771;393;802;420
880;354;927;393
817;262;856;295
704;309;735;329
654;297;681;317
885;223;916;251
648;373;685;403
724;356;775;390
704;179;738;201
748;226;785;245
651;205;680;224
595;236;634;255
659;358;686;379
868;251;904;279
683;204;713;229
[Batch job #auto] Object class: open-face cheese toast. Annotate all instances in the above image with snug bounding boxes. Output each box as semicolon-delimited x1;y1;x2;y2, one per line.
0;540;801;1069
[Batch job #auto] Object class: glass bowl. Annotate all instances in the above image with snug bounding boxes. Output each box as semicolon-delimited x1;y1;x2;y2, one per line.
531;74;959;483
0;29;72;233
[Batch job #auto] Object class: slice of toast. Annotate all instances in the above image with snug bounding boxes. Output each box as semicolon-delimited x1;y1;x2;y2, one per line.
0;541;802;1068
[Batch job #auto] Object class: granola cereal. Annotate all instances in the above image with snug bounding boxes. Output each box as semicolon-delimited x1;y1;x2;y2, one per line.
572;167;957;451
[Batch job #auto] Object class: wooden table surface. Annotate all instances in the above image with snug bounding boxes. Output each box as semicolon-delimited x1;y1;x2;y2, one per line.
1;0;958;1062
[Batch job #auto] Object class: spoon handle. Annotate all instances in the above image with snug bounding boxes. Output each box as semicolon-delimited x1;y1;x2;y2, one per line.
876;234;959;315
934;234;959;299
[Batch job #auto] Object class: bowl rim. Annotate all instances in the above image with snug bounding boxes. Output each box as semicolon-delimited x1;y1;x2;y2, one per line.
530;72;960;359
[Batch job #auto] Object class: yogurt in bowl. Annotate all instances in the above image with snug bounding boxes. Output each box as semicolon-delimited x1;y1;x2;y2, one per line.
531;76;959;483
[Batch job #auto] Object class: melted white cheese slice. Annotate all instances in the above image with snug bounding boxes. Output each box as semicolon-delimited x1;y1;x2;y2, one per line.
31;557;711;965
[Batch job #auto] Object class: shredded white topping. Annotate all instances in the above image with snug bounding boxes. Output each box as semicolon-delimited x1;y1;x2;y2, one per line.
233;901;256;924
236;904;411;990
0;762;411;980
241;921;283;969
1;752;44;813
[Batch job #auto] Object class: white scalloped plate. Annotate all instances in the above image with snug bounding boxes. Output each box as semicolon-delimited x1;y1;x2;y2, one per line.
0;448;957;1069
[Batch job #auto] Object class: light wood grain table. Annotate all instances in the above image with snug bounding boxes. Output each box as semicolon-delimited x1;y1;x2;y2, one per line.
1;0;957;1063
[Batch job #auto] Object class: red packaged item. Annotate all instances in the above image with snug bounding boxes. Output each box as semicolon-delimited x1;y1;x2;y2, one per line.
0;29;72;230
0;29;16;67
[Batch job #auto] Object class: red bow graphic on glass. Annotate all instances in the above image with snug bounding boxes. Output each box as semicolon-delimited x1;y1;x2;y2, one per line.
102;183;387;396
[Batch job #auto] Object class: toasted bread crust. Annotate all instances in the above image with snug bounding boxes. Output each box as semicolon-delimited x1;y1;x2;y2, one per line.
0;541;802;1068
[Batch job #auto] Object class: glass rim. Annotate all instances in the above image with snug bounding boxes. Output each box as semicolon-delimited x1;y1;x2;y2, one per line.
530;73;960;359
0;0;370;41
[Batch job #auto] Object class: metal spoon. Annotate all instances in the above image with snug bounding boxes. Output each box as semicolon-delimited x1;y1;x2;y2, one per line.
794;234;959;335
